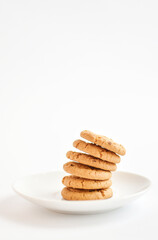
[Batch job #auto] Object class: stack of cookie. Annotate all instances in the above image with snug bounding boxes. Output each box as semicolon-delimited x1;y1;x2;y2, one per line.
61;130;126;201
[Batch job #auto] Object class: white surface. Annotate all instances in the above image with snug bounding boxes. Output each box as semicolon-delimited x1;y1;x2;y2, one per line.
0;0;158;239
12;171;151;214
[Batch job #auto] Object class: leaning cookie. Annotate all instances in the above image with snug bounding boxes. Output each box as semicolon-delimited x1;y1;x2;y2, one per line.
73;139;120;164
66;151;117;171
62;175;112;189
63;162;112;180
61;187;113;200
81;130;126;156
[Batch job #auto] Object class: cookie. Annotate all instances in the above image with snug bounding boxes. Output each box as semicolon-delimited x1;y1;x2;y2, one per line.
73;139;120;163
62;175;112;189
61;187;113;200
80;130;126;156
66;151;117;171
63;162;112;180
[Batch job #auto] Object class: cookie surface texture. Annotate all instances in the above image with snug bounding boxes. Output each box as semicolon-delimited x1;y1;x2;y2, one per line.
62;175;112;189
73;139;120;163
81;130;126;156
63;162;112;180
66;151;117;171
61;187;113;200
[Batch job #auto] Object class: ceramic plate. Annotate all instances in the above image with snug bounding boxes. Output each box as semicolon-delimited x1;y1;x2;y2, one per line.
12;171;151;214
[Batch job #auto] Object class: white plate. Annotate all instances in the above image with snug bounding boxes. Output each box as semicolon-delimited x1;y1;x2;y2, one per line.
12;171;151;214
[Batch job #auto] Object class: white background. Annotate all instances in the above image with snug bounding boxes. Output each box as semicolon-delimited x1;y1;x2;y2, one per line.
0;0;158;239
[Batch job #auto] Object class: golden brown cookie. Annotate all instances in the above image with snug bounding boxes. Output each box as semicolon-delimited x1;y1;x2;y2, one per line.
73;139;120;164
81;130;126;156
61;187;113;200
62;175;112;189
63;162;112;180
66;151;117;171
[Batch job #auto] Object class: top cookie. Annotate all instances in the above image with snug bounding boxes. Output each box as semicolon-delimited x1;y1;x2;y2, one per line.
80;130;126;156
73;139;120;163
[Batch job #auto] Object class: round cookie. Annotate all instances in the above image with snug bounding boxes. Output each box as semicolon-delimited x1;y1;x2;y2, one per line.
73;139;120;164
63;162;112;180
81;130;126;156
62;175;112;189
66;151;117;171
61;187;113;200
